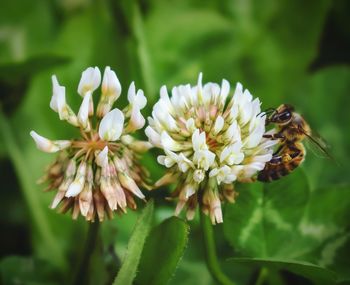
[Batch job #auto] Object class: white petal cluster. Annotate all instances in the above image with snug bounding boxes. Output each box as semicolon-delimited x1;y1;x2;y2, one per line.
40;66;147;143
30;66;149;222
146;73;276;224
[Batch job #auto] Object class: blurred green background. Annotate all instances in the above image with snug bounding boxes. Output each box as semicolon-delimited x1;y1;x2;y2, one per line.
0;0;349;284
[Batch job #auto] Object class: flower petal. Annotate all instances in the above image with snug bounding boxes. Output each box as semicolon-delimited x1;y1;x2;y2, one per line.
78;91;92;128
95;146;109;167
128;82;147;109
66;162;87;197
127;81;136;103
145;126;161;147
118;172;145;199
77;66;101;96
213;115;224;135
192;129;207;151
50;75;69;120
135;90;147;109
129;107;146;131
30;131;70;153
161;131;182;151
220;79;230;106
102;66;121;99
99;108;124;141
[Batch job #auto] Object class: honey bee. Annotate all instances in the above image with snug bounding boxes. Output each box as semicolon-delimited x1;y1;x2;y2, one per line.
257;104;330;182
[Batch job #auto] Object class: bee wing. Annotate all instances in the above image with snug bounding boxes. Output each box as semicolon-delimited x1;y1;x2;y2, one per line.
300;128;333;160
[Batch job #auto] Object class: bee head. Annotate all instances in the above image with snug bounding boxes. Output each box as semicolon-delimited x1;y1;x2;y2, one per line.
269;104;294;125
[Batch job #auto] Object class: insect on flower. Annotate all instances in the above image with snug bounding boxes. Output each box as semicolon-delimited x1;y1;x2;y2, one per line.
257;104;331;182
30;66;151;222
146;73;277;224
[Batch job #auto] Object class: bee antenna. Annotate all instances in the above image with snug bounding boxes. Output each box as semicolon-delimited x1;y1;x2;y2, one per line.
258;108;276;117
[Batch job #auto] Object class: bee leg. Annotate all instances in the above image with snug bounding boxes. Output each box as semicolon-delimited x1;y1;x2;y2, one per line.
269;155;283;165
288;144;303;159
263;133;285;141
282;154;293;162
281;145;302;162
270;145;302;165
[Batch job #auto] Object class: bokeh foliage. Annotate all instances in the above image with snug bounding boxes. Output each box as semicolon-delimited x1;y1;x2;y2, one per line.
0;0;349;284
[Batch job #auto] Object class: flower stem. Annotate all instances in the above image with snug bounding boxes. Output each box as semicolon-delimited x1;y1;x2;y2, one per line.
200;211;236;285
0;107;67;270
72;221;100;285
254;267;269;285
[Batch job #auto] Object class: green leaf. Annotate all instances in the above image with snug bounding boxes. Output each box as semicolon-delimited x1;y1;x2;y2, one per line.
228;257;337;285
0;256;59;285
224;169;310;258
168;261;213;285
300;185;350;281
135;217;190;285
113;200;154;285
223;169;350;280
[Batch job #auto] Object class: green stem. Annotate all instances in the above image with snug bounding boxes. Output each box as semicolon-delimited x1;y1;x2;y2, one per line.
255;267;269;285
0;107;66;270
117;0;155;96
72;221;100;285
200;211;236;285
132;1;155;96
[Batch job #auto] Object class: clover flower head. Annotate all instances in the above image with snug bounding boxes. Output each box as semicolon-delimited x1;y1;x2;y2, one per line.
31;66;151;222
146;73;276;224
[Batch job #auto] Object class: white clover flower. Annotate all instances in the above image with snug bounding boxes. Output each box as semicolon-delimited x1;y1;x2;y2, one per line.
31;67;150;222
146;73;276;224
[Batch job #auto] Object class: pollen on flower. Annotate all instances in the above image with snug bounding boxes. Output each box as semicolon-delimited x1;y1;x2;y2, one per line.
31;66;151;222
146;73;277;224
